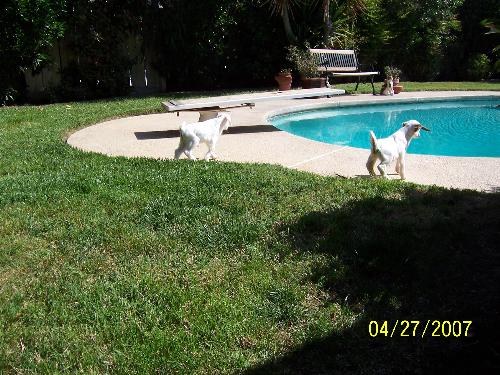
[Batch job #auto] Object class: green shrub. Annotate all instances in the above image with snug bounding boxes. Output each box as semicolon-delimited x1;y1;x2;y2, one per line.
384;66;402;80
287;45;319;78
467;53;492;80
1;87;18;106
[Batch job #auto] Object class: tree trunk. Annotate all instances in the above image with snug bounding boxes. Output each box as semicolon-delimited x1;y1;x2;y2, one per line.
323;0;333;47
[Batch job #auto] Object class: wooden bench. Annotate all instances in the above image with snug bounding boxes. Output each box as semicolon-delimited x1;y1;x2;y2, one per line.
309;49;379;95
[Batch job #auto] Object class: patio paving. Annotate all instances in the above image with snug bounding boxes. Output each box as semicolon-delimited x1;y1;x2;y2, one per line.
67;91;500;192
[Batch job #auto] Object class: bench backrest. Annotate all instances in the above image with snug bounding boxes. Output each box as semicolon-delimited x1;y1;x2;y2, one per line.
309;49;358;72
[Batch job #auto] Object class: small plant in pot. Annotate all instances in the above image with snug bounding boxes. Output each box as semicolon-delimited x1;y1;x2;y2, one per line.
287;45;326;89
275;68;293;91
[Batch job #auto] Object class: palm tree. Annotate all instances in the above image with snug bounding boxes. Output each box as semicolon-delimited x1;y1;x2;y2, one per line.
321;0;367;47
262;0;368;46
260;0;300;43
323;0;333;46
482;18;499;34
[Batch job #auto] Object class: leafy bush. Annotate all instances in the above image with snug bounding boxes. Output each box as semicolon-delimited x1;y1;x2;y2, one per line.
53;0;139;100
1;88;19;106
287;45;319;78
494;47;500;74
374;0;464;80
2;0;499;103
384;66;402;79
144;1;286;90
467;54;491;80
0;0;65;104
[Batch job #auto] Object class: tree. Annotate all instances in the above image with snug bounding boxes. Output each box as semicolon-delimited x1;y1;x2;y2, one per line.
377;0;464;80
454;0;500;79
145;0;287;90
321;0;367;47
258;0;301;43
0;0;66;103
60;0;145;99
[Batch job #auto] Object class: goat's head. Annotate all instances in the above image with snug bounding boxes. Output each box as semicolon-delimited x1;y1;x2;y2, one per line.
402;119;430;139
217;112;232;131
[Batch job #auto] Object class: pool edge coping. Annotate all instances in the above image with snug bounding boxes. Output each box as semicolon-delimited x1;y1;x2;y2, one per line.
265;93;500;120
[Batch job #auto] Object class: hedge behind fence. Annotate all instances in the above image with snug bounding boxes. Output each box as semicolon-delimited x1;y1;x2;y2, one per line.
1;0;498;104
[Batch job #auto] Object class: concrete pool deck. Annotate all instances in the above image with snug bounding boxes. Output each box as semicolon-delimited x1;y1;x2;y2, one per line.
67;91;500;192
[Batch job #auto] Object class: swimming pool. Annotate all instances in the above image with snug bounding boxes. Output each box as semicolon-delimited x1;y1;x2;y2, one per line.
270;98;500;157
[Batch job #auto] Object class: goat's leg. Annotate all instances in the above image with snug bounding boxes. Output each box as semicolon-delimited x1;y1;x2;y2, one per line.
174;147;184;159
174;137;186;159
377;160;390;178
399;155;406;180
395;158;401;175
186;137;200;160
204;141;218;160
204;151;216;161
366;153;378;176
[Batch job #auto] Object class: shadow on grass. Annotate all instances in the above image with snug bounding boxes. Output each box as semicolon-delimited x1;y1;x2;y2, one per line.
244;187;500;374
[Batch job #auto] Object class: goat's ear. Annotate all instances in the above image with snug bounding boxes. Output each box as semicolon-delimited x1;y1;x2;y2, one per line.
402;122;408;127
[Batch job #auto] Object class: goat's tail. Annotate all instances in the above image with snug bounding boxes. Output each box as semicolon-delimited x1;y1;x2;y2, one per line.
369;130;378;153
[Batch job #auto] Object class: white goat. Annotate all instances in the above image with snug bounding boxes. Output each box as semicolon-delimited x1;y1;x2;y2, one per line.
381;76;394;96
366;120;430;180
174;113;231;160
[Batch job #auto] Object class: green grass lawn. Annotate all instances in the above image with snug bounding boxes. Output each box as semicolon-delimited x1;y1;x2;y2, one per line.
1;86;499;374
335;80;500;94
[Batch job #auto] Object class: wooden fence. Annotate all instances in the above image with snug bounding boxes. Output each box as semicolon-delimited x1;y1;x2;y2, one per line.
24;39;166;100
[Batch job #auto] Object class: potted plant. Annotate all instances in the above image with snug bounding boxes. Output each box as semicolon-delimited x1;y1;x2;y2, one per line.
287;45;326;89
274;68;293;91
384;66;403;94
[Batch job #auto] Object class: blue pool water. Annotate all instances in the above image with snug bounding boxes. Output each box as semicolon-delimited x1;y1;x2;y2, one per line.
270;98;500;157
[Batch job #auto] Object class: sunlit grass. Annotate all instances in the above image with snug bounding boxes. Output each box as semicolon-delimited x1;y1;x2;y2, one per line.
335;80;500;94
1;88;499;373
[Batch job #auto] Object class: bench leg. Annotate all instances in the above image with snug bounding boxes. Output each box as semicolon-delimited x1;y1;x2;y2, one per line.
329;75;335;89
371;76;375;95
355;76;360;92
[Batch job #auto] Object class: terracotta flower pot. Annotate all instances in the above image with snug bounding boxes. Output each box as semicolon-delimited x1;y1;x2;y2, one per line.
394;85;403;94
274;73;292;91
300;77;327;89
